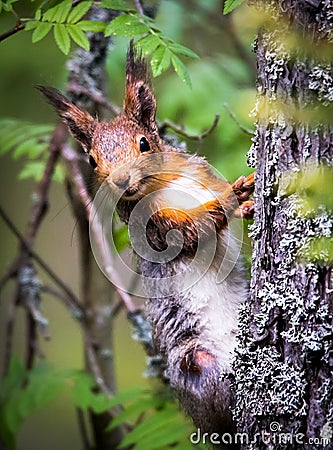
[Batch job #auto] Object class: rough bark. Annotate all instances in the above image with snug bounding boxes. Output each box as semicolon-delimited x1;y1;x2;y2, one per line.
234;1;332;449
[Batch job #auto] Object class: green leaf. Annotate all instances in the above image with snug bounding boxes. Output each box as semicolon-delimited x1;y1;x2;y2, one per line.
223;0;246;14
107;395;160;431
136;34;161;55
54;23;71;54
106;387;146;409
0;128;27;155
35;8;41;20
171;54;192;88
57;0;73;23
150;45;171;77
99;0;134;11
67;0;92;24
42;0;72;23
132;420;186;450
71;372;96;409
67;24;90;51
32;21;52;43
104;13;150;37
53;164;65;183
119;407;179;448
76;20;106;32
168;41;199;59
0;357;26;401
13;139;46;159
18;161;46;181
113;225;129;253
0;360;67;444
24;20;38;31
89;393;113;414
3;2;13;12
301;236;333;264
0;121;52;155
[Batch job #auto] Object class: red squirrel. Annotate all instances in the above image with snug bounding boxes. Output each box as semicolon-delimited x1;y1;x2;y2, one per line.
39;42;254;444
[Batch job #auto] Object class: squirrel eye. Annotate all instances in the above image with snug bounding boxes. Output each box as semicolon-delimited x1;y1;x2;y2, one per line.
89;155;98;169
139;136;150;153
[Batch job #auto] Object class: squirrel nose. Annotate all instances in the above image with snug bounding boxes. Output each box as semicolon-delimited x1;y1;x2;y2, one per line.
113;174;130;190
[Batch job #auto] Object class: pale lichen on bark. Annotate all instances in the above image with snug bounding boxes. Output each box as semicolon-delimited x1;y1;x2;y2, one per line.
234;1;332;448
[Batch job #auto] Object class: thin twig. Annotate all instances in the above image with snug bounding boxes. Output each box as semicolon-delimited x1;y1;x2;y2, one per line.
224;103;254;136
67;82;121;116
111;298;124;318
25;122;66;245
159;114;220;141
26;310;44;370
3;294;17;376
0;206;84;319
40;285;83;320
85;335;111;395
0;20;25;43
76;408;92;450
134;0;144;15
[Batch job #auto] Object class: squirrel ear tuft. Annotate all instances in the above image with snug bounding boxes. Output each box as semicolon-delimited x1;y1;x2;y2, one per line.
124;41;157;133
36;85;96;153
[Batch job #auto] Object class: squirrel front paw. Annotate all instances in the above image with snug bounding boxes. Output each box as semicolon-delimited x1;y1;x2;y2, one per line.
231;172;255;200
235;199;254;220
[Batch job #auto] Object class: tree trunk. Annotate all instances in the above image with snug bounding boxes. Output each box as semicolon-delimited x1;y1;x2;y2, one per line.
234;1;332;449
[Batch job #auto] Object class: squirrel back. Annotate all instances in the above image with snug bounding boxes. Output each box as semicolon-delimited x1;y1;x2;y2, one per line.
39;42;254;447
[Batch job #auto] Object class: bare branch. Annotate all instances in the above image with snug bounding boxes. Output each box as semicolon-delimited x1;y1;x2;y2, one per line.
62;145;137;313
0;20;25;43
159;114;220;141
76;408;92;450
3;295;17;376
67;82;121;116
134;0;144;15
25;122;67;245
224;103;254;136
0;206;84;319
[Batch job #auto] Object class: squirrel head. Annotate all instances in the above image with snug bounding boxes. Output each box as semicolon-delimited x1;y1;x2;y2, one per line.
38;41;163;194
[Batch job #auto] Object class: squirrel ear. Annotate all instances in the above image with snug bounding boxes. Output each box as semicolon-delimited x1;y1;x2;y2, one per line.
124;42;157;133
36;85;96;152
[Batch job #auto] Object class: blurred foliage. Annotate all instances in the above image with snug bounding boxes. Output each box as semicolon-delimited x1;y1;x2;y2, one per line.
279;164;333;265
0;357;208;450
300;236;333;265
280;164;333;214
106;385;209;450
24;0;106;54
113;224;130;253
102;1;199;86
0;119;64;181
0;0;18;14
0;357;109;450
223;0;246;15
1;0;198;86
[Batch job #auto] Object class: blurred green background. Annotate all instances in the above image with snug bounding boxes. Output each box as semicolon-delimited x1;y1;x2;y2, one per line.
0;1;256;448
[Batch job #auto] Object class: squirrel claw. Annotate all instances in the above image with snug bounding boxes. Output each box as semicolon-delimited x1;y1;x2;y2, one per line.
236;199;254;220
232;172;255;198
